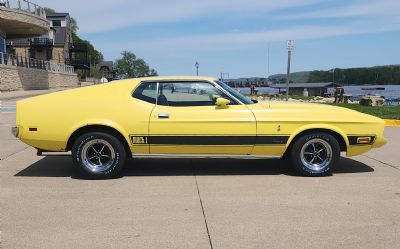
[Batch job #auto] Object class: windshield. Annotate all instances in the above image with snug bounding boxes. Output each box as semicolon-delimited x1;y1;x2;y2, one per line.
215;81;254;104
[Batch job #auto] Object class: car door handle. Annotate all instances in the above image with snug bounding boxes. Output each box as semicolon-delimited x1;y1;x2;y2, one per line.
158;113;170;119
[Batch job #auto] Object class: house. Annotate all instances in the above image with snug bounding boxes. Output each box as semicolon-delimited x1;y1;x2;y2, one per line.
96;61;117;81
0;2;78;91
270;82;339;96
7;12;88;70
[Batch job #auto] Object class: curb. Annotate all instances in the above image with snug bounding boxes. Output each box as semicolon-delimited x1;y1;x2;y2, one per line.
385;119;400;127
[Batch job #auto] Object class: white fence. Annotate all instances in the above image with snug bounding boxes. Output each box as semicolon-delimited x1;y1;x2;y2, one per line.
0;0;46;18
0;52;75;74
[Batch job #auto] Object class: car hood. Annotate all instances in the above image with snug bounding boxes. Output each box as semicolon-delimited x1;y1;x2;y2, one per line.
248;101;385;124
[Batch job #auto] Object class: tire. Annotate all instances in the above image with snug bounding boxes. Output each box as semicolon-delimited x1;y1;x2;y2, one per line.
72;132;127;179
289;133;340;176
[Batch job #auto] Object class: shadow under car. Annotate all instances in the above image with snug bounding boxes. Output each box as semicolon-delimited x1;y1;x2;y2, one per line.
14;156;374;179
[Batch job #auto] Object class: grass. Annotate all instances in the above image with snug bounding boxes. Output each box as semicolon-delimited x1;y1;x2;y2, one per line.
329;103;400;120
245;93;400;120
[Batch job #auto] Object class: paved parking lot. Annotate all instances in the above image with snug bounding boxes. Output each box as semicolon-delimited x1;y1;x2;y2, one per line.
1;102;400;249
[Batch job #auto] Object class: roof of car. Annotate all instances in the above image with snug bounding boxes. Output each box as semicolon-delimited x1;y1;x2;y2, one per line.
135;76;217;82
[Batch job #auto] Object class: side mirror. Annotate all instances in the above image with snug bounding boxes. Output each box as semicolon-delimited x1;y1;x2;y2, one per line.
216;97;230;109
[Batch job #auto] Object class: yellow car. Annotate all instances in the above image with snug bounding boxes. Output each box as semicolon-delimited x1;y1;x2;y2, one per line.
12;76;387;179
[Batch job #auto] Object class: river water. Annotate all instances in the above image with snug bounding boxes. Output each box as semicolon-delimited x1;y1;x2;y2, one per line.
239;85;400;105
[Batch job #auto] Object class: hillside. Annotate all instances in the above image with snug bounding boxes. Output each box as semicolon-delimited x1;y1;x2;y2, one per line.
268;65;400;85
268;71;311;83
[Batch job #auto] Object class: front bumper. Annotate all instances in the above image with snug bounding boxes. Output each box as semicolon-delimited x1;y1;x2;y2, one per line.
373;136;387;148
11;126;19;138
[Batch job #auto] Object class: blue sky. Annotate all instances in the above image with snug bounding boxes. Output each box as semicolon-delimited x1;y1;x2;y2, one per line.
37;0;400;78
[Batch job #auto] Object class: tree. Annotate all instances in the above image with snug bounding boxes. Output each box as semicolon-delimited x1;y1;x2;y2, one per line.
43;7;55;14
115;51;158;79
308;65;400;85
72;33;103;64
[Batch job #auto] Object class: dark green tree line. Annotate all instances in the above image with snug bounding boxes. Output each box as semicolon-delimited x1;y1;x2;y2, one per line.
308;65;400;85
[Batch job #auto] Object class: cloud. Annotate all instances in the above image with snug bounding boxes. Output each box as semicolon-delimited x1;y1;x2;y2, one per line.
35;0;400;75
277;0;400;20
35;0;321;33
96;18;400;59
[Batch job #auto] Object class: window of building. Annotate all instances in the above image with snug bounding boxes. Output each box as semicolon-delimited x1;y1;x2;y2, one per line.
157;82;236;106
52;20;61;27
0;36;5;54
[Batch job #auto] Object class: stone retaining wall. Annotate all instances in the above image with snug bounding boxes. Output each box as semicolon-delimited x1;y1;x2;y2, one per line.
0;64;79;91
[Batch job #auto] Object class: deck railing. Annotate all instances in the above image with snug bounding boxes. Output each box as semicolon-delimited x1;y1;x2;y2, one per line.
30;37;54;46
0;0;46;18
0;52;75;74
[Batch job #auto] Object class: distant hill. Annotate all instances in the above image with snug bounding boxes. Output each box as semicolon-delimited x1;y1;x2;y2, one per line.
307;65;400;85
268;71;311;83
227;65;400;85
270;65;400;85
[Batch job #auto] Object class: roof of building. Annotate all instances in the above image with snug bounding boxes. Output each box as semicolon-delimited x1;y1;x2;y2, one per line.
46;13;70;18
96;61;115;71
270;82;339;89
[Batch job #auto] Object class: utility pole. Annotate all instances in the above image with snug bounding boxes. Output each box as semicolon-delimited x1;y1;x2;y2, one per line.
286;40;294;101
267;43;270;79
195;61;199;76
332;68;335;84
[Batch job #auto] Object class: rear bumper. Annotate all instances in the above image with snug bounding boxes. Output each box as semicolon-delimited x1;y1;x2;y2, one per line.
11;126;19;138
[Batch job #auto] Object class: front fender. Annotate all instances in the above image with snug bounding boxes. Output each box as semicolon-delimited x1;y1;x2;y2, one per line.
285;123;349;149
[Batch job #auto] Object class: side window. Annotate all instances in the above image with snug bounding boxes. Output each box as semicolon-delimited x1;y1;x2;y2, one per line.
132;82;157;104
157;82;236;106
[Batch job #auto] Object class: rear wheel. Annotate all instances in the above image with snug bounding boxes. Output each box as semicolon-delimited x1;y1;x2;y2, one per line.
290;133;340;176
72;132;126;179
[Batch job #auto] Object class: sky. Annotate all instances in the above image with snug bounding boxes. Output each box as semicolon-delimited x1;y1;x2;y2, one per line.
36;0;400;78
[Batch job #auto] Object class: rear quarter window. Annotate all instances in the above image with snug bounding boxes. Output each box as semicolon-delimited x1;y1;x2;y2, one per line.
132;82;157;104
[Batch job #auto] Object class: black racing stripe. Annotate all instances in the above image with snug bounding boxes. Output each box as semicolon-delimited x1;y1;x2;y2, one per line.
130;135;289;145
148;136;255;145
256;136;289;145
348;135;376;145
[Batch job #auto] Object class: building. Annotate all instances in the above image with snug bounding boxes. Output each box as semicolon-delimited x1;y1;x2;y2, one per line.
96;61;117;81
7;12;89;70
0;1;78;91
0;0;49;54
224;78;269;88
270;82;339;96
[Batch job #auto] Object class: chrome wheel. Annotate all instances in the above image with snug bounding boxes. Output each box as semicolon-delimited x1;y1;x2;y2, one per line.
300;138;333;171
81;139;116;173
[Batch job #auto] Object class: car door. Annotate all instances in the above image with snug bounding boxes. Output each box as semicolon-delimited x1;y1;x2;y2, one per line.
147;81;256;155
127;81;158;154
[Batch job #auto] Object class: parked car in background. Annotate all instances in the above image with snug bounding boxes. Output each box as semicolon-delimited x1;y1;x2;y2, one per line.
12;76;387;179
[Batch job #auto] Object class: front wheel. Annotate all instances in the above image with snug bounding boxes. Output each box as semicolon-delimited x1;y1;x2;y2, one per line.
289;133;340;176
72;132;127;179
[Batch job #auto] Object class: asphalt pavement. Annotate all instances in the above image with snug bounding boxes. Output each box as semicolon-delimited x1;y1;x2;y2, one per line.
1;101;399;249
